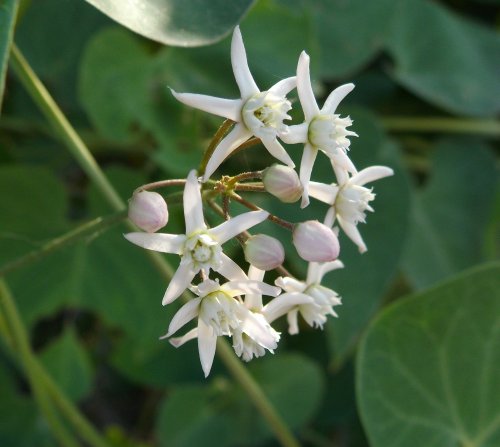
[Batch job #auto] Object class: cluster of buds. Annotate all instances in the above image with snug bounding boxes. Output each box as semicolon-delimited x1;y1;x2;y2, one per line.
126;27;393;377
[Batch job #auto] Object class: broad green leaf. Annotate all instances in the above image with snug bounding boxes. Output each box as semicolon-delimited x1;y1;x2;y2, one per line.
0;0;19;112
387;0;500;116
357;263;500;447
39;329;93;402
84;0;256;47
402;139;497;289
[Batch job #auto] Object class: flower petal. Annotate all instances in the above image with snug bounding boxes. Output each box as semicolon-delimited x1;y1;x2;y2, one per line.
328;150;357;175
170;89;242;121
231;26;259;99
297;51;320;122
350;166;394;186
248;265;265;282
162;260;198;305
124;232;185;254
184;170;206;234
198;317;217;377
287;308;300;335
241;311;278;350
216;253;248;281
323;207;336;227
261;137;295;168
262;292;313;323
224;280;281;298
210;210;269;244
307;260;344;284
163;297;201;337
268;76;297;97
280;122;308;145
168;328;198;347
203;123;252;181
308;181;338;205
337;216;367;253
299;143;318;208
321;83;355;115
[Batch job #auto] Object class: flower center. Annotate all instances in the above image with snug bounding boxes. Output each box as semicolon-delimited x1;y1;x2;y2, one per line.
308;114;354;151
200;292;241;336
336;184;375;224
184;232;222;269
242;91;291;139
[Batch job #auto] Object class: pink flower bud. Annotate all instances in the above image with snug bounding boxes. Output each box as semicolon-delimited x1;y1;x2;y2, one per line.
262;164;303;203
293;221;340;262
128;190;168;233
244;234;285;270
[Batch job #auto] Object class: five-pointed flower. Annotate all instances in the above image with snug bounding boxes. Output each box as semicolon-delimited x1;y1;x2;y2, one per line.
281;51;358;208
263;261;343;334
124;170;269;305
171;26;296;182
163;277;281;377
308;166;393;253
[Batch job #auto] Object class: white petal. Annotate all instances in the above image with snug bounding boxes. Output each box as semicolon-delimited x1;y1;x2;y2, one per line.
203;123;252;181
321;83;355;115
323;207;336;227
248;265;265;282
184;170;206;234
241;311;278;350
262;292;313;323
162;261;198;305
338;217;367;253
299;143;318;208
268;76;297;97
275;276;306;293
280;122;308;145
261;137;295;167
168;328;198;347
170;89;242;121
231;26;259;99
198;318;217;377
329;150;357;175
307;260;344;284
287;308;300;335
210;210;269;243
332;161;349;186
216;253;248;281
297;52;320;122
124;232;185;254
350;166;394;186
308;181;338;205
164;297;201;337
224;280;280;298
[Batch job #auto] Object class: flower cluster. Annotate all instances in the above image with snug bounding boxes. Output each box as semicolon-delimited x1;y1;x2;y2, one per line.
125;26;393;377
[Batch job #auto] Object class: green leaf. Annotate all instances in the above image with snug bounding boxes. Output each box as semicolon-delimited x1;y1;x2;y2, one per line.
387;0;500;117
84;0;256;47
0;0;19;112
357;263;500;447
39;329;93;402
402;139;497;289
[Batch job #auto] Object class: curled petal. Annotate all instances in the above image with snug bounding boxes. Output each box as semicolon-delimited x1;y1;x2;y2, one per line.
170;90;242;121
198;318;217;377
321;83;355;115
224;280;281;298
263;292;313;323
287;308;300;335
163;297;201;338
337;216;367;253
307;260;344;284
168;328;198;348
184;170;206;234
350;166;394;186
162;261;198;305
124;232;185;254
241;311;279;350
268;76;297;97
210;210;269;244
231;26;259;99
280;122;308;145
297;51;320;122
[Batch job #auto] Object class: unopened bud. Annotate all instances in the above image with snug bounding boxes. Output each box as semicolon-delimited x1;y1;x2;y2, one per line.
128;190;168;233
244;234;285;270
262;164;302;203
293;221;340;262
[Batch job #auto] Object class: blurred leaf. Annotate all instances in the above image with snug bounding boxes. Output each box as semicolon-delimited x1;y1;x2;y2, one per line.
0;0;19;112
0;365;54;446
387;0;500;116
402;140;497;289
39;329;92;402
84;0;256;47
357;262;500;447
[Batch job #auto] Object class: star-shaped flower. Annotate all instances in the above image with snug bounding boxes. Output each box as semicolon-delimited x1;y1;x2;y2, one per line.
171;26;296;181
308;166;394;253
282;51;358;208
263;261;343;335
125;170;269;305
164;277;281;377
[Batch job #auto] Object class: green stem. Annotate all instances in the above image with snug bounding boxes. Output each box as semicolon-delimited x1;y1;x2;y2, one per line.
0;212;126;278
381;116;500;136
0;280;80;447
198;119;234;177
11;44;300;447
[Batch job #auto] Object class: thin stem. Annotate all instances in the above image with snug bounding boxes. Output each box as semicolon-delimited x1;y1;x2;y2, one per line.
12;44;300;447
381;116;500;136
0;212;126;278
231;137;261;155
234;183;266;192
229;171;263;184
198;119;234;177
0;280;80;447
134;179;186;194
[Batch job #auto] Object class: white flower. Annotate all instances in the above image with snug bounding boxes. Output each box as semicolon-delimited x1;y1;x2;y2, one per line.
171;26;296;181
164;277;281;377
124;170;269;305
282;51;357;208
263;261;343;335
308;166;394;253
